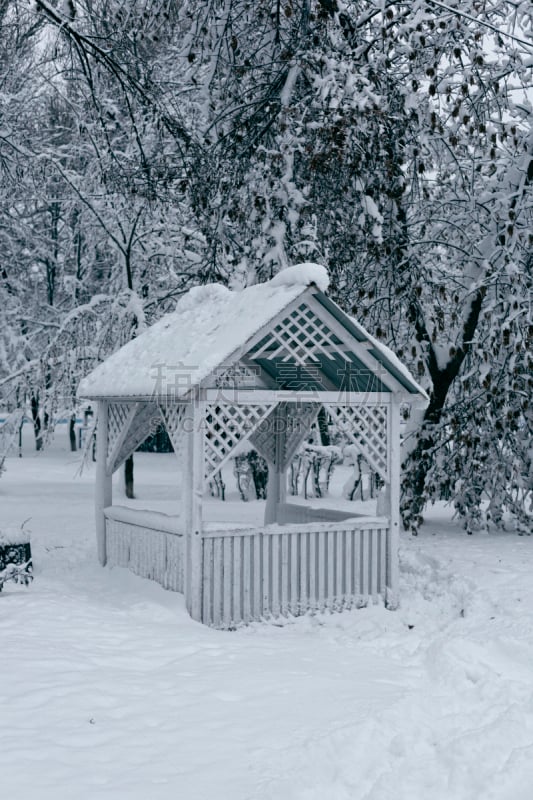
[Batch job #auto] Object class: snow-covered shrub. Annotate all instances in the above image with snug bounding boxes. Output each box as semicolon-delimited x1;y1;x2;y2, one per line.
290;445;341;499
0;528;32;592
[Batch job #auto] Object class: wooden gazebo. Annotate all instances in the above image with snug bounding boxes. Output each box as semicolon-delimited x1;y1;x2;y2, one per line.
79;264;427;627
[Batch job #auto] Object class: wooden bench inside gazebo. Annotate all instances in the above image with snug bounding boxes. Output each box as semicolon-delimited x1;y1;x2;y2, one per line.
79;264;427;628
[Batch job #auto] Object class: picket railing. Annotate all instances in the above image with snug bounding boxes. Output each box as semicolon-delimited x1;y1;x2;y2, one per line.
103;507;389;628
104;507;184;592
200;519;389;628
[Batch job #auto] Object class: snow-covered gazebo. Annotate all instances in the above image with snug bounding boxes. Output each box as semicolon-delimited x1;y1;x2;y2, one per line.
79;264;427;627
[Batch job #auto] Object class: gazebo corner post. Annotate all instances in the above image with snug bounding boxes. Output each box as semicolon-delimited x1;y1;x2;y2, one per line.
386;397;401;609
95;399;112;566
264;404;287;525
184;397;205;623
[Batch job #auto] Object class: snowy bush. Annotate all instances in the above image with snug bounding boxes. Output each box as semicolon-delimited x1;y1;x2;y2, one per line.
0;528;32;592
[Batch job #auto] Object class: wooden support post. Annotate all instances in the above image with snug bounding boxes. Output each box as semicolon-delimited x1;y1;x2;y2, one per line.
386;398;401;609
264;463;278;525
184;399;204;622
264;405;286;525
95;400;112;566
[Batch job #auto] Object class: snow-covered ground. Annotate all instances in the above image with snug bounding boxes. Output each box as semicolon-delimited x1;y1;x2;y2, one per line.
2;432;533;799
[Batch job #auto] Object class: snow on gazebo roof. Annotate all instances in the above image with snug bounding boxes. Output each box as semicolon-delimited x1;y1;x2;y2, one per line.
78;263;427;400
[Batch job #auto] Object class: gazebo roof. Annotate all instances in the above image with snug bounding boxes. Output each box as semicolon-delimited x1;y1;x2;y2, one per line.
78;263;427;401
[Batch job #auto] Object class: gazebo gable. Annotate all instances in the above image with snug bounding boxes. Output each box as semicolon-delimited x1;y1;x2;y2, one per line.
197;285;419;398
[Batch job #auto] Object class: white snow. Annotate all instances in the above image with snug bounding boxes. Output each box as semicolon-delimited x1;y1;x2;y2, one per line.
175;282;231;312
361;194;384;223
104;504;182;534
2;433;533;799
280;64;301;107
78;265;328;400
269;262;330;292
0;525;30;545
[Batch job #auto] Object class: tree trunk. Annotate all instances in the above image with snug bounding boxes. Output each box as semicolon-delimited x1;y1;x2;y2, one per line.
124;454;134;499
69;414;77;451
317;406;330;446
403;287;486;529
31;395;43;451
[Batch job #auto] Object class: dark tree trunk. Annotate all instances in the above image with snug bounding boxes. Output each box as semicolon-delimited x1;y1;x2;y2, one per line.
31;395;43;451
403;288;486;528
125;454;134;499
69;414;77;451
122;228;140;498
317;406;330;446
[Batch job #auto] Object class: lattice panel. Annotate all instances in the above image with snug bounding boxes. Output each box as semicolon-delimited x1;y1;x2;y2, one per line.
324;404;389;481
107;403;135;461
249;403;321;468
251;303;347;366
110;403;161;474
204;403;275;481
283;403;320;466
159;403;188;460
248;406;279;464
214;363;260;388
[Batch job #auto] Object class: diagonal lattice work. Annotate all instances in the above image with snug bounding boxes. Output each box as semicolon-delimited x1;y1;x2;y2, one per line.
214;362;261;388
248;407;277;464
250;403;320;468
324;404;389;481
250;303;347;366
283;403;320;466
204;403;275;481
107;403;135;462
109;403;161;474
159;403;188;460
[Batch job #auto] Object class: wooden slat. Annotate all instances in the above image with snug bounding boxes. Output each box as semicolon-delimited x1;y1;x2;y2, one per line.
327;530;335;610
223;537;233;627
271;533;280;618
233;535;242;624
378;529;387;596
213;538;223;628
202;538;213;626
317;532;326;611
253;533;261;619
164;534;172;589
299;532;308;615
345;529;353;605
336;529;345;608
281;534;289;616
262;534;271;619
358;529;366;597
370;529;379;598
290;533;299;616
243;535;251;623
352;529;360;599
308;531;317;611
